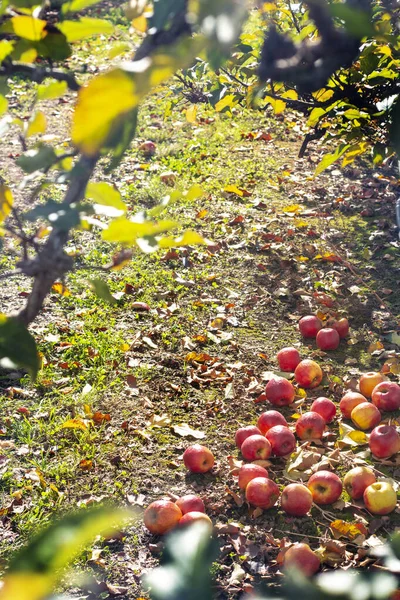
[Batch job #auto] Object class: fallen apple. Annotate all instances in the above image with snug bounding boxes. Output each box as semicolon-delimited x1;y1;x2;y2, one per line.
363;481;397;515
265;425;296;457
343;466;376;500
245;476;280;509
371;381;400;412
241;434;272;461
369;424;400;458
359;372;385;398
183;444;215;473
310;397;336;423
331;318;349;339
257;410;288;435
139;140;156;156
235;425;261;449
281;483;313;516
307;470;342;505
339;391;367;419
298;315;322;338
179;511;213;528
295;412;326;440
265;376;295;407
277;347;301;372
238;463;269;490
294;360;323;389
175;494;205;515
283;543;320;577
144;500;182;535
316;328;340;351
351;402;381;431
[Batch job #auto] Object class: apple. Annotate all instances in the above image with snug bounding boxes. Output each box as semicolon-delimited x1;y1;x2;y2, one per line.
257;410;288;435
160;171;177;186
283;543;320;577
339;391;367;419
316;328;340;351
245;476;280;509
179;511;213;528
238;463;269;490
343;466;376;500
307;470;343;505
175;494;205;515
235;425;261;449
241;434;272;461
183;444;215;473
298;315;322;338
371;382;400;412
144;500;182;535
363;481;397;515
281;483;313;516
295;412;326;440
265;377;295;407
277;347;301;372
265;425;296;457
310;397;336;423
351;402;381;431
294;360;323;389
139;140;156;156
369;425;400;458
331;318;349;339
359;372;385;398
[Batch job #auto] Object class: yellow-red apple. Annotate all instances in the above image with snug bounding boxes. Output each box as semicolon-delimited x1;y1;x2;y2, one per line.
363;481;397;515
175;494;205;515
351;402;381;430
299;315;322;338
296;412;326;440
371;382;400;412
179;511;213;528
339;391;367;419
265;425;296;456
331;318;349;339
307;470;342;505
281;483;313;516
235;425;261;449
369;425;400;458
294;360;323;389
359;372;385;398
139;140;156;156
310;397;336;423
277;347;301;372
144;500;182;535
265;377;295;407
257;410;287;435
183;444;215;473
343;467;376;500
245;476;280;509
283;543;320;576
238;463;269;490
241;434;272;461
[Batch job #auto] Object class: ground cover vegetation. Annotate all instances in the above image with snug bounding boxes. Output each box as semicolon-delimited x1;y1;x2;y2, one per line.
0;0;400;598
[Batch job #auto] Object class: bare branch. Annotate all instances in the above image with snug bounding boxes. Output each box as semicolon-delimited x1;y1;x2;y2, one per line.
0;63;81;92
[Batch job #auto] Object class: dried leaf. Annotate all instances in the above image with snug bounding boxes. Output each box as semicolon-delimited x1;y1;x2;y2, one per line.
61;418;88;431
172;423;205;439
330;519;368;541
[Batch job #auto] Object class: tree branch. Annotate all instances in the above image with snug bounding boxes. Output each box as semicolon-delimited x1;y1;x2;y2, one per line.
0;63;81;92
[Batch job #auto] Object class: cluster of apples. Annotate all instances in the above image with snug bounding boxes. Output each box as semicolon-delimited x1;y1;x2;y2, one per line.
298;314;349;351
144;493;212;535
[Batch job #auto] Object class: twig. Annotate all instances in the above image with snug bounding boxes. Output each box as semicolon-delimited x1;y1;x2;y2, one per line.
220;67;250;88
0;269;24;280
0;63;81;92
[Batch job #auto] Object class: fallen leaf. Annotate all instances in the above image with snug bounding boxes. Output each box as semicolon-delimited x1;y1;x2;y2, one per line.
330;519;368;541
172;423;205;439
61;418;88;431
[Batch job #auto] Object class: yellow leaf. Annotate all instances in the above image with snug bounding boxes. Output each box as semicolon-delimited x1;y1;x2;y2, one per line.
19;47;37;63
282;204;304;214
186;104;197;123
108;41;131;59
215;94;237;112
37;80;68;101
342;430;368;446
312;88;335;102
0;184;13;223
224;185;251;197
0;40;14;62
9;16;47;41
282;89;298;100
102;218;178;243
61;418;88;431
0;573;50;600
158;230;206;248
58;17;113;42
265;96;286;114
330;519;368;541
131;15;147;32
52;282;71;297
184;184;203;200
0;95;7;116
86;182;126;211
26;111;47;138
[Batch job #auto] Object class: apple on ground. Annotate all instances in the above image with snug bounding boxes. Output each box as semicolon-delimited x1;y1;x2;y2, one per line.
316;328;340;351
265;377;295;407
245;477;280;509
277;347;301;372
307;470;343;505
343;467;376;500
294;360;323;389
369;425;400;458
350;402;381;431
331;318;349;339
298;315;322;338
281;483;313;516
183;444;215;473
371;381;400;411
257;410;287;435
265;425;296;457
139;140;156;156
238;463;269;490
175;494;205;515
179;511;213;528
144;500;182;535
235;425;261;449
339;391;367;419
296;412;326;440
359;372;385;398
363;482;397;515
283;543;320;577
310;397;336;423
160;171;177;186
241;434;272;461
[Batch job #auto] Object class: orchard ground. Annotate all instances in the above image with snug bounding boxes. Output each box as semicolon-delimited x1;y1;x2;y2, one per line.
1;4;400;598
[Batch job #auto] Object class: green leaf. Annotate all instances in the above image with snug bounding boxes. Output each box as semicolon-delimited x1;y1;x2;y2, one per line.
102;218;178;243
35;30;72;61
24;199;81;231
314;144;351;176
16;146;58;173
150;0;187;30
85;182;126;211
329;4;374;38
89;279;117;304
61;0;102;14
58;18;113;42
307;107;327;127
389;96;400;158
37;80;68;102
0;315;40;379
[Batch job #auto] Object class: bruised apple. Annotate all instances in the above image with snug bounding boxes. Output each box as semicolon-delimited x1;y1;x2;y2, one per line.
238;463;269;490
310;397;336;423
144;500;182;535
175;494;205;515
307;470;342;505
295;412;326;440
235;425;261;449
281;483;313;516
265;377;295;407
351;402;381;431
359;372;385;398
277;347;301;372
245;477;280;509
343;467;376;500
265;426;296;457
283;543;320;577
363;482;397;515
298;316;322;338
316;328;340;351
369;425;400;458
371;382;400;412
257;410;287;435
339;391;367;419
241;435;272;461
183;445;215;473
294;360;323;389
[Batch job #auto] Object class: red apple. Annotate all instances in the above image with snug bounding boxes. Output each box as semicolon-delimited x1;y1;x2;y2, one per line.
307;470;342;505
369;425;400;458
277;347;301;372
343;466;376;500
331;318;349;339
238;464;269;490
294;360;323;389
339;391;367;419
281;483;313;516
359;372;385;398
139;140;156;156
257;410;288;435
299;315;322;338
351;402;381;431
235;425;261;449
363;481;397;515
183;445;215;473
175;494;205;515
371;382;400;412
295;412;326;440
245;476;280;509
283;543;320;577
241;434;272;461
265;377;295;407
144;500;182;535
316;328;340;351
265;425;296;457
179;511;213;528
310;397;336;423
160;171;177;186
